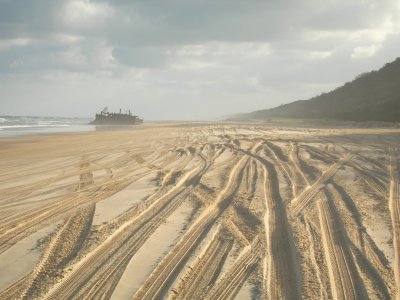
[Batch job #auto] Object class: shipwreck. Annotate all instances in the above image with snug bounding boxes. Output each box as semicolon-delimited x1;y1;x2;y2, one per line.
90;107;143;125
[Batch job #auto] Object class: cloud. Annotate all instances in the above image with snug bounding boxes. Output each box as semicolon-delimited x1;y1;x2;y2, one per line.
59;0;114;32
0;0;400;119
0;38;31;50
351;44;380;59
169;42;272;70
112;46;167;68
307;51;332;60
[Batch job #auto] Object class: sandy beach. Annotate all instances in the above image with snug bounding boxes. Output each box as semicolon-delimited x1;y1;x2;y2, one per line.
0;123;399;299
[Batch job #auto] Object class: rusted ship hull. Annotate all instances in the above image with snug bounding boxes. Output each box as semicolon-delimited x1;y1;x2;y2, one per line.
90;114;143;125
90;108;143;125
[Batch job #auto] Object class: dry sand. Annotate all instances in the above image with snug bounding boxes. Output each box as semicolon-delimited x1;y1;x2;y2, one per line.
0;123;399;299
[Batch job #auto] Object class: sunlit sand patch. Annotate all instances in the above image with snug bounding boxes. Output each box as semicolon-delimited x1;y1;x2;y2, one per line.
93;172;158;225
213;148;234;165
0;224;57;291
110;201;195;300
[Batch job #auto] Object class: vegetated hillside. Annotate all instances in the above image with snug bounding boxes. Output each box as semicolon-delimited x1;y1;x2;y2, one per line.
239;57;400;122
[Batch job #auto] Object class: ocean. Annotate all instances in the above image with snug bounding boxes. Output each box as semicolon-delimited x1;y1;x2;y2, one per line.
0;116;94;137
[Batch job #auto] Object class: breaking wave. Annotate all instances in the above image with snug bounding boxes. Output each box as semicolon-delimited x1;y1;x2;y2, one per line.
0;116;91;136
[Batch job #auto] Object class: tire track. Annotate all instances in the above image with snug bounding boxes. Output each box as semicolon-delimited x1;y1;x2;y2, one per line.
289;142;310;187
204;236;262;300
348;161;387;198
171;225;233;299
317;191;367;300
263;142;295;199
20;203;96;299
132;156;249;300
0;149;177;254
42;158;208;300
290;154;352;216
304;217;329;299
261;160;302;300
226;142;302;299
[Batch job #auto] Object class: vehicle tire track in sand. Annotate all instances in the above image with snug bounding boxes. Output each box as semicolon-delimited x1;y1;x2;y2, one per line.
21;203;96;299
77;199;189;300
171;225;233;300
0;150;177;254
317;191;367;300
269;141;312;199
224;219;250;247
0;149;156;205
304;217;329;299
0;204;96;299
263;142;296;199
261;160;302;300
203;236;262;300
42;161;209;300
227;143;302;299
350;240;392;299
326;181;394;297
132;156;249;300
349;161;387;198
161;149;192;186
0;274;27;299
73;185;200;300
389;146;400;300
364;234;393;284
289;142;310;187
290;154;352;216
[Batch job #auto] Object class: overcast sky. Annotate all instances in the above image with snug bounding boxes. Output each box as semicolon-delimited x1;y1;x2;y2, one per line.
1;0;400;120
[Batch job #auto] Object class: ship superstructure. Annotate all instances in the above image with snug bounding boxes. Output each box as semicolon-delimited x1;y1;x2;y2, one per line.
90;107;143;125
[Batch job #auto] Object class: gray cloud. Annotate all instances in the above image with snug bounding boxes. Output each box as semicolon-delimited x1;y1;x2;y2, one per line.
112;46;167;68
0;0;399;119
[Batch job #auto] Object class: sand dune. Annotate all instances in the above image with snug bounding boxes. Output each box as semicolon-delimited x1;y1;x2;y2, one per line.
0;123;399;299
